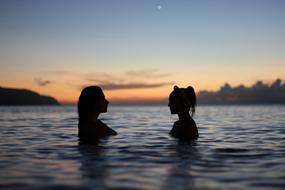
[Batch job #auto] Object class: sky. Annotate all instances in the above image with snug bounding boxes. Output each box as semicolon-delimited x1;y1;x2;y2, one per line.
0;0;285;104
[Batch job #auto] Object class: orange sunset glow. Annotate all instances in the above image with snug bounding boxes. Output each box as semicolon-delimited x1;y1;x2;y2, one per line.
1;1;284;104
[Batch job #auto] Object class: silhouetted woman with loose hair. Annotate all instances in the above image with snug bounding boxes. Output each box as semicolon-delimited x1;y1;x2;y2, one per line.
78;86;117;143
168;85;198;140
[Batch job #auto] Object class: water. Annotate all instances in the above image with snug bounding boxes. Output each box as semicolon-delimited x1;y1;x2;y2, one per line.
0;105;284;190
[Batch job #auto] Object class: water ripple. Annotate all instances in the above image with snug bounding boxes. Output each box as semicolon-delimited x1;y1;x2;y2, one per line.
0;105;284;190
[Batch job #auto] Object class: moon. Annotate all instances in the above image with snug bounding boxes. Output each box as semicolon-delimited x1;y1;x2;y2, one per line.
157;5;162;10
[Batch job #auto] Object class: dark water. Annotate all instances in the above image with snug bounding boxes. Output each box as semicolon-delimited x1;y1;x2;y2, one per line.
0;105;284;190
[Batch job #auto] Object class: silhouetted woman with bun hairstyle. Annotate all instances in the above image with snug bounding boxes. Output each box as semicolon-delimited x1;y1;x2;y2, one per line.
168;85;198;140
78;86;117;143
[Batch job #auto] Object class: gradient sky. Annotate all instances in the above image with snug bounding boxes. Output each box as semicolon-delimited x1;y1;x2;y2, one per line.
1;0;285;104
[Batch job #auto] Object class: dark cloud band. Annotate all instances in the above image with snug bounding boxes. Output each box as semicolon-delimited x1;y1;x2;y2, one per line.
34;78;53;87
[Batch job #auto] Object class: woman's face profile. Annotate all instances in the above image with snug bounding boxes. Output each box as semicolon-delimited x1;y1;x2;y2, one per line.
97;93;109;113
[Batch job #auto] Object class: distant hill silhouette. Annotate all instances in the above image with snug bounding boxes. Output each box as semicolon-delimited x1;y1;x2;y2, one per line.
198;79;285;105
0;87;60;105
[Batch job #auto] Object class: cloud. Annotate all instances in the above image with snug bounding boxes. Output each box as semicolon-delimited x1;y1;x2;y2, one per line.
125;69;171;79
86;73;126;84
46;71;125;82
85;69;174;90
198;78;285;104
44;69;175;90
45;69;172;80
98;81;175;90
34;78;53;87
44;70;81;77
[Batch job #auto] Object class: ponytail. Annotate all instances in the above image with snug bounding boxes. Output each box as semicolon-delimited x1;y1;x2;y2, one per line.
185;86;196;116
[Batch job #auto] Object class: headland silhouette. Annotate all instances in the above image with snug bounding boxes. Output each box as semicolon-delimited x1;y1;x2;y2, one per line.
0;87;60;105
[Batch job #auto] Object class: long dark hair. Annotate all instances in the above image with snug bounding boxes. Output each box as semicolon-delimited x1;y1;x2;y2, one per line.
78;86;104;121
185;86;196;116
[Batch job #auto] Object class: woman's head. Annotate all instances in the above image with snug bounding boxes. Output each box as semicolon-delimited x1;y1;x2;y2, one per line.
78;86;109;120
168;85;196;116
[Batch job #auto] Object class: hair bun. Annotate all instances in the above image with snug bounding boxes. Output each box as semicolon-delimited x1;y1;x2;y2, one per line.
186;86;194;91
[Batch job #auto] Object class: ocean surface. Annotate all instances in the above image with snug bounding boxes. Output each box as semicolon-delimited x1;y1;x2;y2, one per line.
0;105;284;190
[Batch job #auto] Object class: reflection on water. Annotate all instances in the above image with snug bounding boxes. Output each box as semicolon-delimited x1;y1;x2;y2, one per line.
0;105;285;190
78;144;108;190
